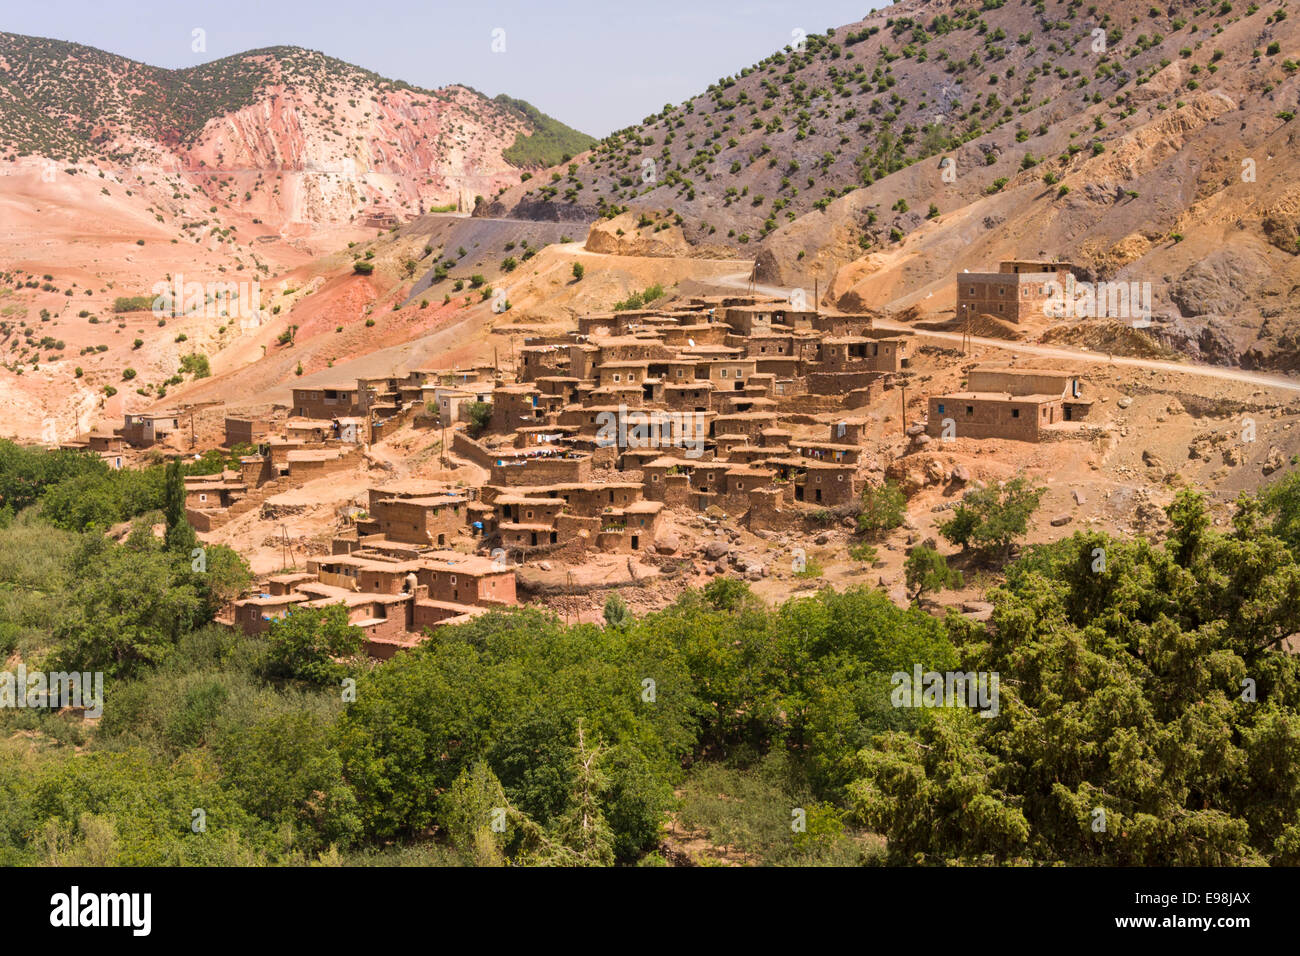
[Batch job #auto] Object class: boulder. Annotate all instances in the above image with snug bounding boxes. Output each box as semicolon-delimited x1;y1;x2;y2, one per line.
1263;446;1286;476
655;532;681;556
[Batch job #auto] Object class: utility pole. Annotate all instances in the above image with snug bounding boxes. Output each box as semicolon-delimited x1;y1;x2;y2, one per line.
900;382;907;436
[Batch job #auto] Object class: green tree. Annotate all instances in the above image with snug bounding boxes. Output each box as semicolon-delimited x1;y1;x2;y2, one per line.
466;402;493;437
603;592;633;629
938;476;1044;560
904;544;960;604
262;605;363;684
163;459;198;556
52;534;205;678
442;760;510;866
571;262;585;281
849;517;1300;865
856;480;906;537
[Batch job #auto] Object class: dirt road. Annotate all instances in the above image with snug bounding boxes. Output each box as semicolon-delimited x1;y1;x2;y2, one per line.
706;269;1300;395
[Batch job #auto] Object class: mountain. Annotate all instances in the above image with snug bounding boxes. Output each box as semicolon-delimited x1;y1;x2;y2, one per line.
0;34;597;441
0;33;594;221
482;0;1300;369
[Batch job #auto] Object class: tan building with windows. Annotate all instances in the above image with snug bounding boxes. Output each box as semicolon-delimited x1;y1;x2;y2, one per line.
926;366;1092;442
956;261;1075;324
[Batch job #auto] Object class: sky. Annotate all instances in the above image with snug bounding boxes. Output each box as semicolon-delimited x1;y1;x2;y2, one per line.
2;0;888;136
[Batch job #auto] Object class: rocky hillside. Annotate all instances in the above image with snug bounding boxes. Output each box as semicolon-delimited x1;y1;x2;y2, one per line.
484;0;1300;369
0;34;594;223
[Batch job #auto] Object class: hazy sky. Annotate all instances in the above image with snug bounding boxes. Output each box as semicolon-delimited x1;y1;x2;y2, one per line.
3;0;887;136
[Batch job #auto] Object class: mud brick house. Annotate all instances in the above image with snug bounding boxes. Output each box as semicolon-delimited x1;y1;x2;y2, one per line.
369;492;467;547
790;440;864;465
290;383;366;419
183;472;247;510
926;366;1091;442
286;418;329;443
827;419;872;445
722;304;819;335
814;336;909;373
489;449;592;486
956;260;1076;324
425;384;493;427
518;344;570;381
418;552;516;606
490;384;546;432
118;411;180;447
60;432;127;469
224;417;271;447
767;457;857;506
232;547;517;657
660;323;729;348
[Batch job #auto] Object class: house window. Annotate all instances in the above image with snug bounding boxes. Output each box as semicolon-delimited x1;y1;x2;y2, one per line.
613;374;621;383
966;406;974;415
1012;409;1020;419
937;403;946;414
721;369;728;378
199;493;207;502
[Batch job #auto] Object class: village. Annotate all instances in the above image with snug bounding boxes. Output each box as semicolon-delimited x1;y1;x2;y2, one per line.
69;261;1150;657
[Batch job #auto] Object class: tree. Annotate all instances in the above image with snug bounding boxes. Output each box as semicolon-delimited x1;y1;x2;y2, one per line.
603;592;632;629
904;544;960;604
466;402;493;437
53;534;205;678
262;605;363;684
856;480;906;537
163;459;198;556
442;761;510;866
938;476;1044;561
849;516;1300;866
571;262;585;281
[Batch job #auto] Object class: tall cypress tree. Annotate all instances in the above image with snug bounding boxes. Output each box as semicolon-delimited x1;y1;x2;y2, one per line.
163;458;197;555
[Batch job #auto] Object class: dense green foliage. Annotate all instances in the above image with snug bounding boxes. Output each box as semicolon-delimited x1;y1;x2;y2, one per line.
853;489;1300;865
3;441;1300;866
939;475;1045;560
495;94;597;168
